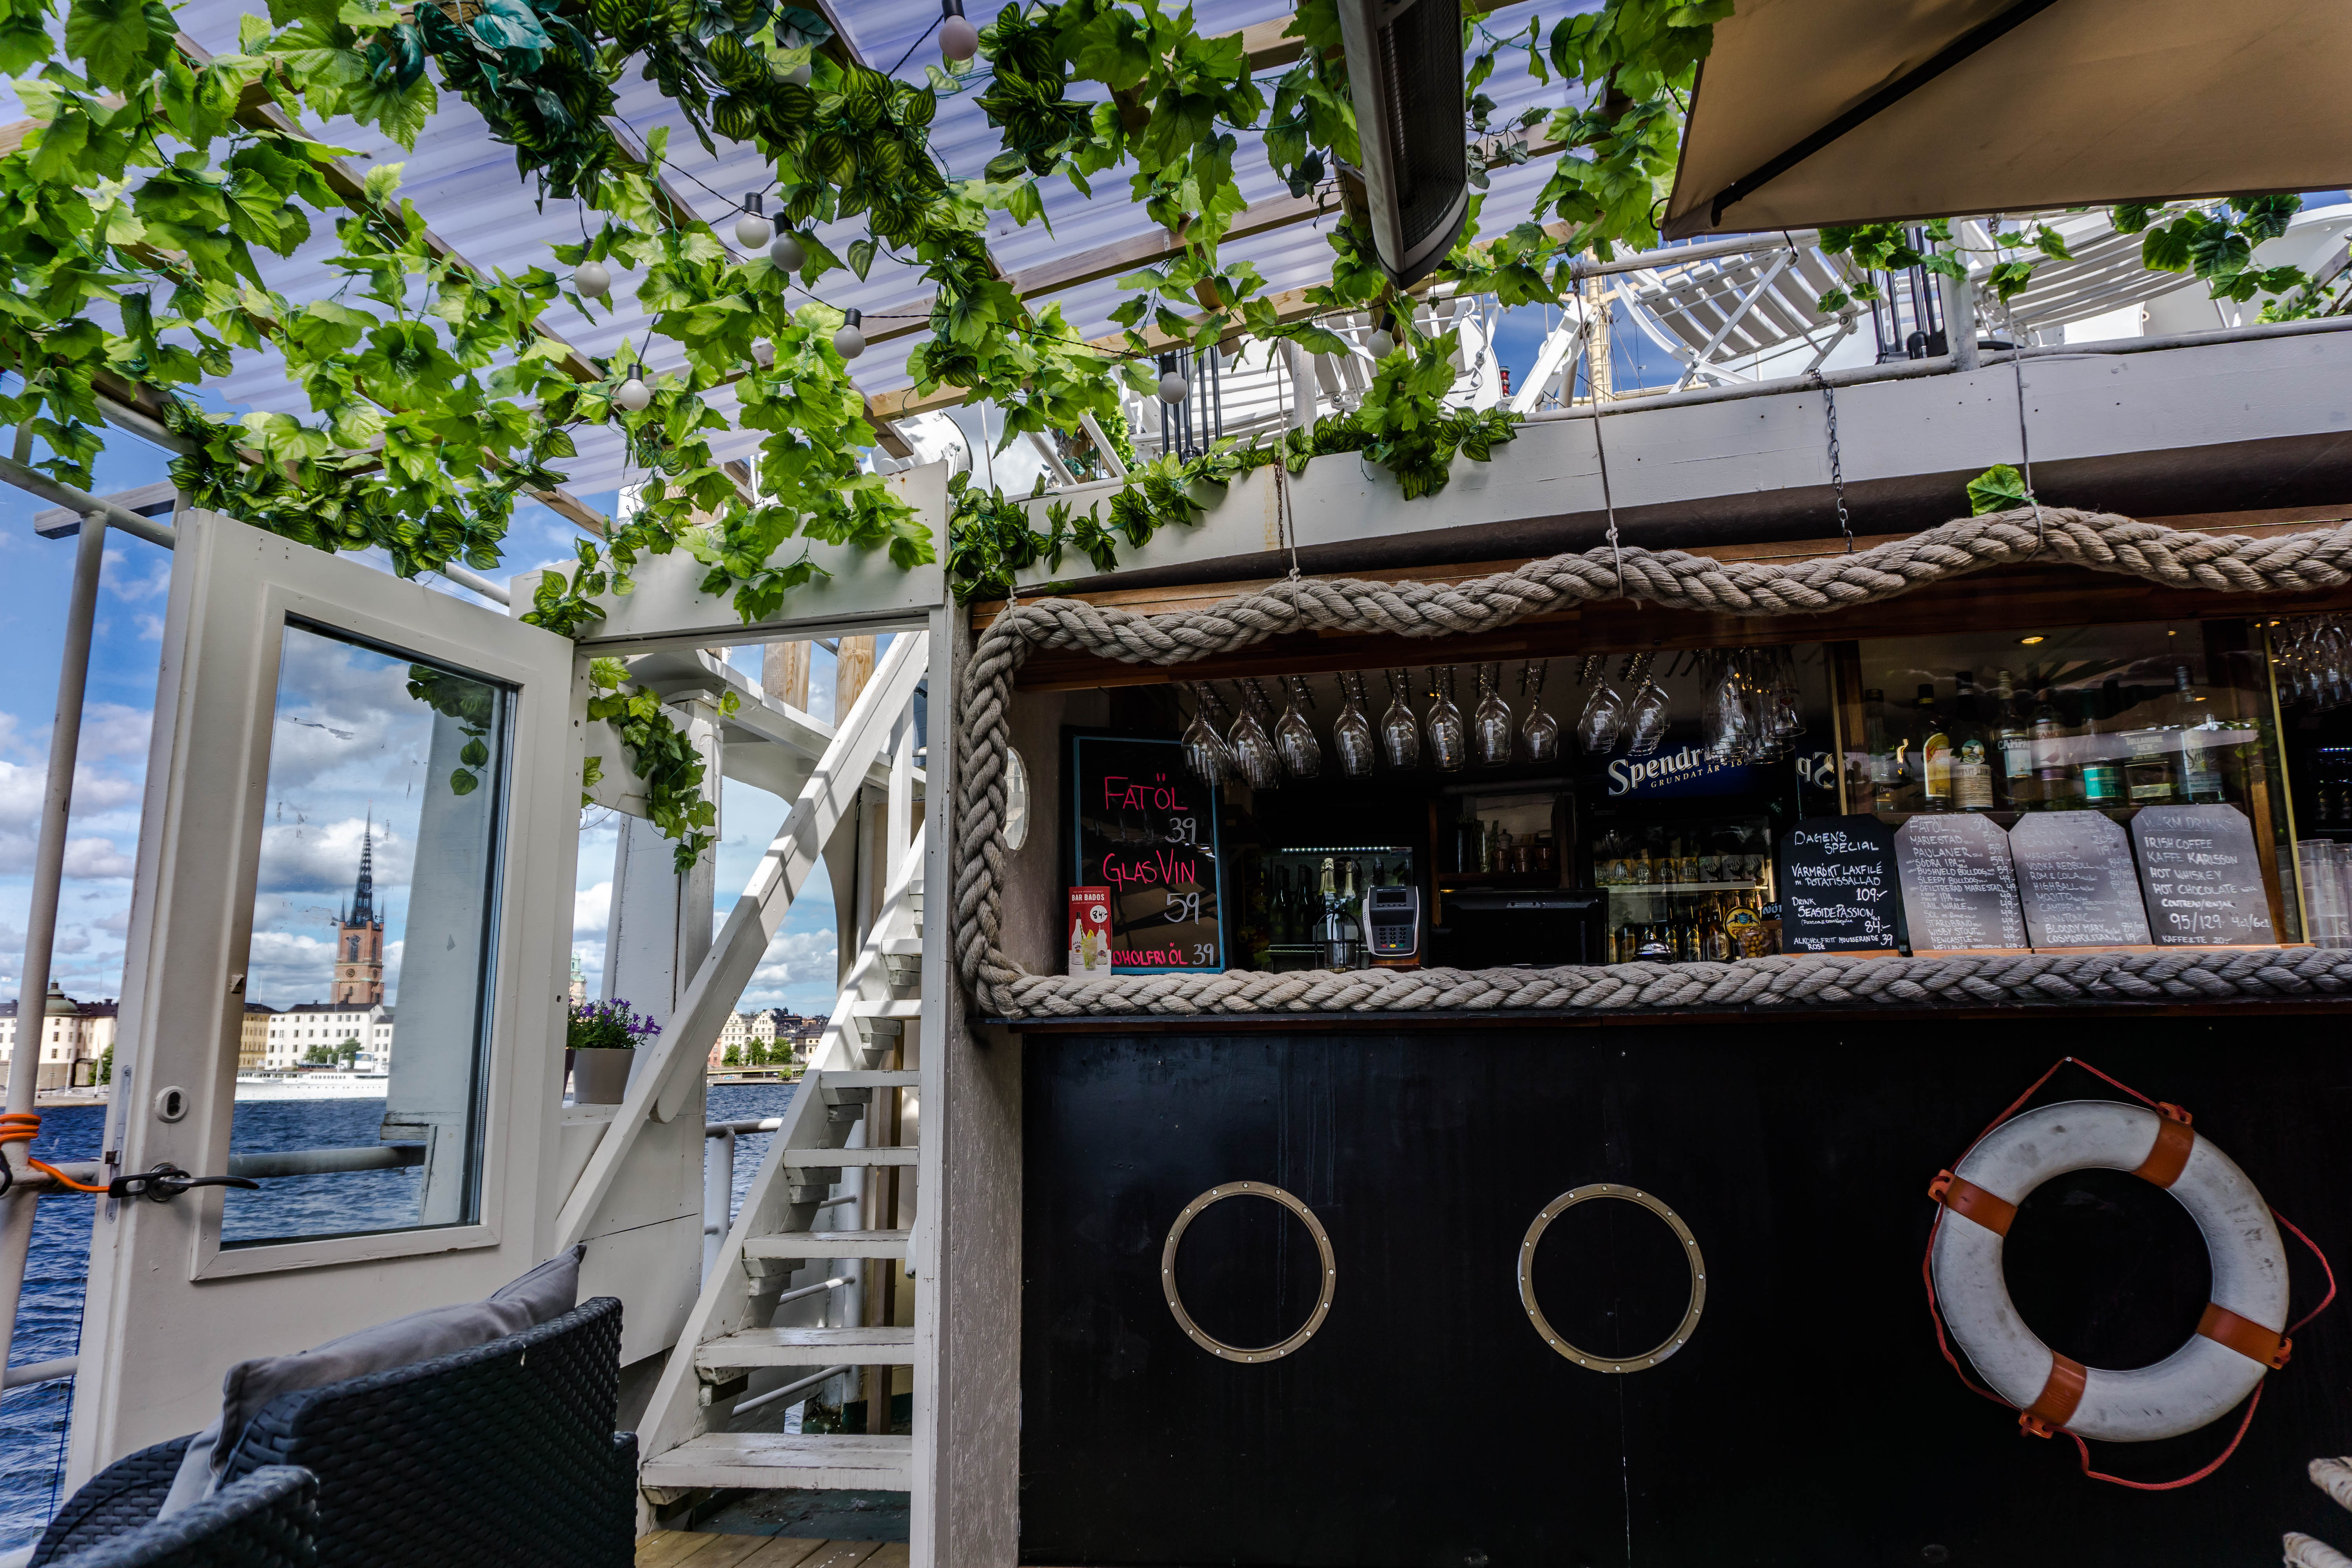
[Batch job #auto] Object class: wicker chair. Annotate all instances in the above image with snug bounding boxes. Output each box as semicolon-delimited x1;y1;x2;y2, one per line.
43;1465;317;1568
31;1298;632;1568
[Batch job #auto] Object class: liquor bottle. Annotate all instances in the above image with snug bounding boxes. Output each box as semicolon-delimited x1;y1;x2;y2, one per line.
1948;673;1994;811
1472;663;1515;767
1314;856;1348;966
1633;837;1654;885
1267;864;1289;946
1991;670;2034;808
1916;682;1953;809
2031;683;2079;808
2080;678;2126;809
2173;664;2226;803
1380;669;1421;769
1332;670;1376;778
1665;837;1685;887
1701;899;1729;961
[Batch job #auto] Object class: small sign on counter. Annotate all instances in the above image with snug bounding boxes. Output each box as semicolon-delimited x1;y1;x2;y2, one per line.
2130;803;2277;947
1778;815;1903;954
1894;812;2028;953
1069;733;1227;973
2009;811;2153;949
1068;886;1112;975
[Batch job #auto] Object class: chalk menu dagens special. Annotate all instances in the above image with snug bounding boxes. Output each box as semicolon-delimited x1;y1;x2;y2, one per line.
1069;734;1227;973
1779;815;1903;954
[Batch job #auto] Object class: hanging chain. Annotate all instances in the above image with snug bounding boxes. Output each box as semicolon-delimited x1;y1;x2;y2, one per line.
1808;370;1851;553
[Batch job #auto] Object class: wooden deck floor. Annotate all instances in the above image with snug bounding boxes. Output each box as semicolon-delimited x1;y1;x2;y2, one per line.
636;1532;910;1567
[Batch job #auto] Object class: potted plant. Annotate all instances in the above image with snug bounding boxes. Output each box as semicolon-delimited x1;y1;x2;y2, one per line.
567;998;660;1104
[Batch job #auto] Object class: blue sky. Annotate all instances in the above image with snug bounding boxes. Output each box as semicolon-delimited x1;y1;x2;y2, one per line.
0;432;847;1024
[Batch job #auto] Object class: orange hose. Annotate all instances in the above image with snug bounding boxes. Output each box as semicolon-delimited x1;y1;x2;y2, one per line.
0;1111;108;1192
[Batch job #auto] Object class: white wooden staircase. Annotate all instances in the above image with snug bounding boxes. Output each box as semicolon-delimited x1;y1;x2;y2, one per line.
635;826;931;1498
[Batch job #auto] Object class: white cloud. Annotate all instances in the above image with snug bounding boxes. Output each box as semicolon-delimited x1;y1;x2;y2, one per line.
256;815;411;896
748;929;837;990
245;929;337;1008
573;880;611;938
52;930;88;954
136;614;164;641
109;558;171;604
0;831;136;878
95;907;130;937
78;703;152;759
0;759;142;833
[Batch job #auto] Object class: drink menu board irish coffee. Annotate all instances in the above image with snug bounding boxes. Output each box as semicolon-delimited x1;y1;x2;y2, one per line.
1069;734;1227;972
2130;803;2277;947
1779;815;1903;953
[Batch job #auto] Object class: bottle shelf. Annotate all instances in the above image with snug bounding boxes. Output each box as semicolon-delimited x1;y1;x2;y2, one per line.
1602;881;1768;894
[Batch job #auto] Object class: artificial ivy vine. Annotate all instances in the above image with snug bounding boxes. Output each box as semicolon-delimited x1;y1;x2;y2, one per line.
2;0;1737;870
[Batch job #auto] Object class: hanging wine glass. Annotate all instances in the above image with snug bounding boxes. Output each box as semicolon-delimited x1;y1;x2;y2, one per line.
1624;676;1671;756
1228;679;1284;790
1333;670;1376;778
1425;666;1467;773
1181;682;1236;786
1274;674;1322;778
1579;651;1645;754
1472;662;1515;767
1518;661;1561;764
1380;668;1421;769
1769;646;1805;741
1702;650;1744;762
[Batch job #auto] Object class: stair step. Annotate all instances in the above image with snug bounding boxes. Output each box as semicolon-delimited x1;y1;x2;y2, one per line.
744;1229;908;1260
696;1326;917;1369
822;1071;917;1089
851;1000;923;1020
640;1432;911;1492
783;1146;916;1167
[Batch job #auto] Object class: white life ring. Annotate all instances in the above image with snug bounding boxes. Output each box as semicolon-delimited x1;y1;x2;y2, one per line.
1929;1100;2291;1442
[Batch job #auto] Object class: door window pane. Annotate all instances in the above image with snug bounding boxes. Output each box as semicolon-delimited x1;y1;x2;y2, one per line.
225;621;511;1245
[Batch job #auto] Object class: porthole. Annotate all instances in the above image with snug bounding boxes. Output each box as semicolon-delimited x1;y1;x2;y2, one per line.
1518;1183;1706;1373
1002;746;1030;851
1161;1181;1336;1363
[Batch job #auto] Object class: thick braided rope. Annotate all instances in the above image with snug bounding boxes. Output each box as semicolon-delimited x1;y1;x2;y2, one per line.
953;505;2352;1018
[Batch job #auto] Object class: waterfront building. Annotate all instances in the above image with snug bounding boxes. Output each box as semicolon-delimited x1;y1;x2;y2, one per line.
261;1002;393;1071
0;984;113;1089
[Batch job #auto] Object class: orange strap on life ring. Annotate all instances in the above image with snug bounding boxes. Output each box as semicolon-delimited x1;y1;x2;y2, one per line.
0;1112;109;1193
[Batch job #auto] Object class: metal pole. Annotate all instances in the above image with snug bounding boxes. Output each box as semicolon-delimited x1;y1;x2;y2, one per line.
704;1127;735;1278
0;512;109;1379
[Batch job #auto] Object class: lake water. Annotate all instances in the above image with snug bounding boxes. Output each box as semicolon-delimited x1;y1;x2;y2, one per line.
0;1081;797;1548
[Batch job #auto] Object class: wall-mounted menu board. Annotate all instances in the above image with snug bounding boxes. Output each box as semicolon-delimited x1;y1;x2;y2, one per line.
2010;811;2154;949
2131;803;2277;947
1779;815;1902;954
1894;813;2027;953
1069;733;1227;973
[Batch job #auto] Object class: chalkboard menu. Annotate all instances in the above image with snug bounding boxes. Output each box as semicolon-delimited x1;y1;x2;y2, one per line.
2011;811;2153;949
1894;813;2028;952
1069;734;1227;972
1779;815;1903;954
2131;803;2277;947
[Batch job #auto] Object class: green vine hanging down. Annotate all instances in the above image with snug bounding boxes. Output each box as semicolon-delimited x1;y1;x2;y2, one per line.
947;332;1522;603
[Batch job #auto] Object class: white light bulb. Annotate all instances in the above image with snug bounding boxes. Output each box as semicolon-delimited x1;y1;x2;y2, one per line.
833;309;866;360
1367;328;1395;358
1158;370;1189;404
784;60;812;86
941;15;978;60
614;377;652;412
735;211;774;249
573;260;611;299
769;232;806;272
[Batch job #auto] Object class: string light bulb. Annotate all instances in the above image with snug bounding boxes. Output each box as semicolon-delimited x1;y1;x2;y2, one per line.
734;193;773;250
940;0;978;62
783;59;812;86
573;260;610;299
1158;368;1189;403
769;231;806;272
614;377;652;412
833;308;866;360
1367;326;1395;358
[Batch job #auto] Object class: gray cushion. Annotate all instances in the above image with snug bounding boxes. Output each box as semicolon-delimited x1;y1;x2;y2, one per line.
155;1245;583;1519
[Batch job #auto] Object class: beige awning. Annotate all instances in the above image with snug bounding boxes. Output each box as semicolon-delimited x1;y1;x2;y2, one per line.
1662;0;2352;240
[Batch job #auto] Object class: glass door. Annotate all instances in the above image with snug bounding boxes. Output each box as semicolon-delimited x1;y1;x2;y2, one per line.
70;514;579;1482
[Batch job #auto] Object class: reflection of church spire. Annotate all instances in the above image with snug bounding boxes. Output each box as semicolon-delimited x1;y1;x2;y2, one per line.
350;811;377;928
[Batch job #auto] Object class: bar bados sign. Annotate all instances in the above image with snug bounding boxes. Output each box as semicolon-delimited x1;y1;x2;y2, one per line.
1070;735;1227;973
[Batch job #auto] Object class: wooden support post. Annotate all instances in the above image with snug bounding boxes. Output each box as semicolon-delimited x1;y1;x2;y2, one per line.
835;635;877;716
763;640;812;710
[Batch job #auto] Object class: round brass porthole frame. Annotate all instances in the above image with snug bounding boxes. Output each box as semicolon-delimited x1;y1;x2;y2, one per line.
1518;1183;1706;1374
1160;1180;1336;1364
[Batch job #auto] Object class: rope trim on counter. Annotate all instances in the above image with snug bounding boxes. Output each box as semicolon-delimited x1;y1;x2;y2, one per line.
953;505;2352;1018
